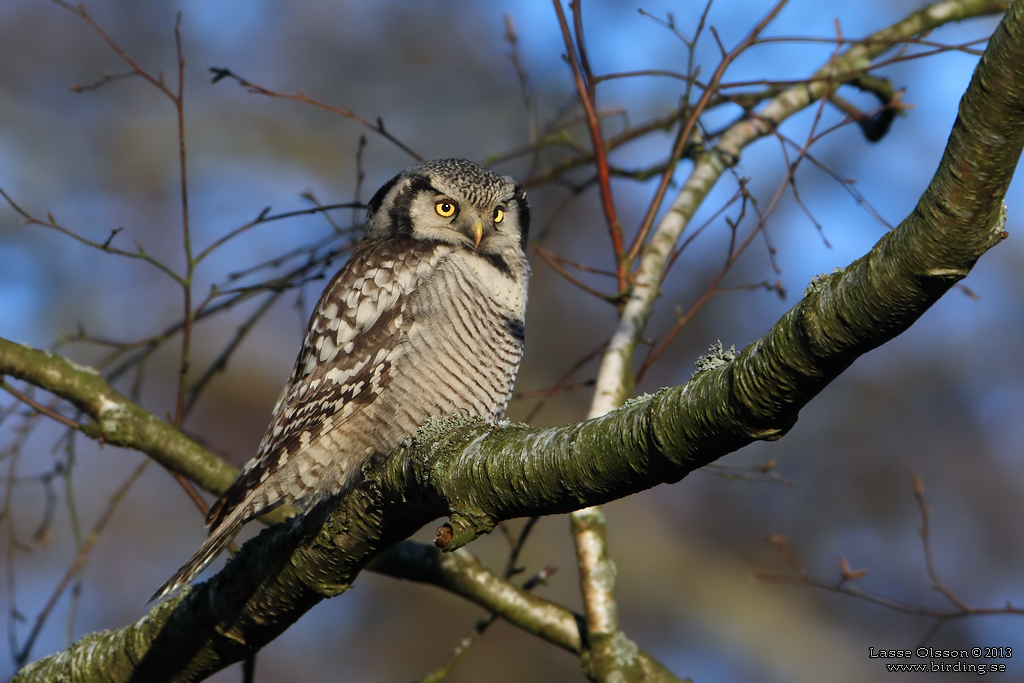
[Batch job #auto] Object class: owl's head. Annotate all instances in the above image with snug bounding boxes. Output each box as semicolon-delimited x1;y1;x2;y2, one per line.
365;158;529;256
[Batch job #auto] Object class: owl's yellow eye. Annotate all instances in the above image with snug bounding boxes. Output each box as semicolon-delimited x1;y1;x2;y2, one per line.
435;201;457;217
493;207;504;224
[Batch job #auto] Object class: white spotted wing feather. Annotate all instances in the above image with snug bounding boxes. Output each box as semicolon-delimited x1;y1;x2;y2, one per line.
152;158;529;602
152;236;526;601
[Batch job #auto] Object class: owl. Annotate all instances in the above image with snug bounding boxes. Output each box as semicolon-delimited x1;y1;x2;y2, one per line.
152;158;530;601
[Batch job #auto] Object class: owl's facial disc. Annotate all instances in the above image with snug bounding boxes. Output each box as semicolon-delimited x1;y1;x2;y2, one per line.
426;194;500;251
432;195;484;248
365;159;526;255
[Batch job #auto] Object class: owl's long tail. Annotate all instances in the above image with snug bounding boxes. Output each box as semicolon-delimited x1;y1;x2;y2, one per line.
147;504;247;604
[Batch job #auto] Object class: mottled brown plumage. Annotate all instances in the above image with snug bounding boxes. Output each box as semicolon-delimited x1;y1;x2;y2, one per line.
153;159;530;601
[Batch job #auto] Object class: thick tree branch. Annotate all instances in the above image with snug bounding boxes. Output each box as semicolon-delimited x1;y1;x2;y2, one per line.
570;1;1008;678
7;0;1021;679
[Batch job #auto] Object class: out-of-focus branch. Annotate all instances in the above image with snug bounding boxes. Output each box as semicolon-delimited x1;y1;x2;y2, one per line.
760;477;1024;626
14;459;150;668
373;543;687;683
0;340;247;505
552;0;627;294
209;67;423;161
571;0;1008;680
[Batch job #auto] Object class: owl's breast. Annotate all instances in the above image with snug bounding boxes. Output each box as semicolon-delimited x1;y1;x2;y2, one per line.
366;250;526;438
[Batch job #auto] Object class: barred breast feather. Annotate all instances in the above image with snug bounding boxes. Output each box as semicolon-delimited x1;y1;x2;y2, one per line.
152;237;527;601
153;158;529;602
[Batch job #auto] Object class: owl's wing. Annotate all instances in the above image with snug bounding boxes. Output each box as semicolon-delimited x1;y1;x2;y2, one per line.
205;238;449;530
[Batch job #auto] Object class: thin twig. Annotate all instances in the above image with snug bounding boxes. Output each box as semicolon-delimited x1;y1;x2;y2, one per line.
15;459;150;667
552;0;628;294
352;135;368;228
209;67;423;161
416;561;556;683
68;70;139;92
628;0;790;263
172;12;193;430
913;475;972;612
532;245;619;303
195;202;363;264
760;478;1024;628
0;381;80;430
183;291;284;416
503;14;539;174
50;1;177;101
522;344;604;424
0;186;184;285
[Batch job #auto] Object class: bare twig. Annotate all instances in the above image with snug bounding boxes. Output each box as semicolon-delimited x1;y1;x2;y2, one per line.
0;381;80;430
415;565;557;683
552;0;628;294
913;475;972;612
628;1;790;263
532;245;620;303
209;67;423;161
0;186;183;285
172;12;193;430
522;344;604;424
760;478;1024;630
68;70;139;92
417;518;551;683
15;459;150;667
183;293;283;416
195;202;363;264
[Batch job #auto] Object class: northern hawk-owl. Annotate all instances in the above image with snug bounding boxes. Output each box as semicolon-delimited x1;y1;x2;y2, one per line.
153;158;530;601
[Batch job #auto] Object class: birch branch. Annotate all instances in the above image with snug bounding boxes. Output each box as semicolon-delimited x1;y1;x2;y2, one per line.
569;1;1008;679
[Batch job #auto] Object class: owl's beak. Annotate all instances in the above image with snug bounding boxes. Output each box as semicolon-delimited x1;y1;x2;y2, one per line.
471;217;483;248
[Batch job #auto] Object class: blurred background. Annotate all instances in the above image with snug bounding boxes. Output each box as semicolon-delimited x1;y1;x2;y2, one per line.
1;1;1021;681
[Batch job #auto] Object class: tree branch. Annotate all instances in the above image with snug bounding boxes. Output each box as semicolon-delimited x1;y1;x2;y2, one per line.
371;542;686;683
568;0;1008;678
0;341;236;495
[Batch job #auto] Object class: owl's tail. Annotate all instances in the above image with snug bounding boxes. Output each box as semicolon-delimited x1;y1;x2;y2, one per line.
148;505;247;604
